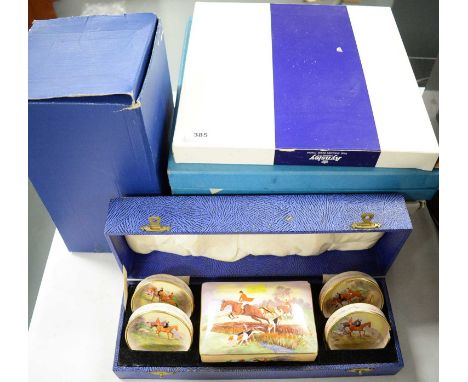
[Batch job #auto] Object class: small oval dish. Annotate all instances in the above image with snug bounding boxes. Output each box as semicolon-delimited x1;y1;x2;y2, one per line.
319;271;384;318
131;274;194;316
125;303;193;352
324;303;390;350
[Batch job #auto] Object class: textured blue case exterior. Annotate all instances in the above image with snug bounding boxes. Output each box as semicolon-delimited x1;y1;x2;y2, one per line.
106;194;410;379
168;19;438;200
28;14;173;252
105;194;411;279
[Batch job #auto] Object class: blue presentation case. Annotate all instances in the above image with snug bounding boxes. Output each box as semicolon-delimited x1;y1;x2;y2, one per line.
168;19;439;201
29;14;173;252
105;193;411;379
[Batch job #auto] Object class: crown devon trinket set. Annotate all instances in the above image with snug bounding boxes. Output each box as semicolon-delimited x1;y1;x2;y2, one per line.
123;272;391;356
107;193;411;378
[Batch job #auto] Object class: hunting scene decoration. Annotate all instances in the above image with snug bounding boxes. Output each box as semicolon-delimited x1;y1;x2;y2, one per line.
131;274;194;316
200;281;318;362
324;303;390;350
125;303;193;352
320;271;384;317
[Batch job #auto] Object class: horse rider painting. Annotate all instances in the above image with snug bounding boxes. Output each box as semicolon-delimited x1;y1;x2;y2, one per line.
239;290;254;303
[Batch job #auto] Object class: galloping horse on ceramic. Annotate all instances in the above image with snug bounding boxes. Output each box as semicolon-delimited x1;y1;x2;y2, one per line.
157;289;177;306
220;300;270;324
331;289;364;308
148;318;179;339
342;318;371;336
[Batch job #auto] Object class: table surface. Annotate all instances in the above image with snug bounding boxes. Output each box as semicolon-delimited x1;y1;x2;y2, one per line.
29;207;438;382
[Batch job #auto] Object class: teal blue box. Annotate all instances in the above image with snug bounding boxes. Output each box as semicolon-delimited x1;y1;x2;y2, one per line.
168;154;439;200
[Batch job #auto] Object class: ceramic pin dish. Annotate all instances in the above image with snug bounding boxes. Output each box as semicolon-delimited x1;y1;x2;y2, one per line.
199;281;318;362
125;303;193;352
324;303;390;350
319;271;384;318
131;274;194;316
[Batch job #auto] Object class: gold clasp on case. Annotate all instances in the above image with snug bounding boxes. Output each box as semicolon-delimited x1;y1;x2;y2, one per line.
148;371;176;378
141;216;171;232
351;213;381;230
347;368;374;375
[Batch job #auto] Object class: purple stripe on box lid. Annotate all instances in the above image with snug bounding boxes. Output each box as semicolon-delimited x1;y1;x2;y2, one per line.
270;4;379;165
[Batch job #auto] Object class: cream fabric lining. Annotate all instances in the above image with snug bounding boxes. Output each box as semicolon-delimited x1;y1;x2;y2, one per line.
125;233;384;262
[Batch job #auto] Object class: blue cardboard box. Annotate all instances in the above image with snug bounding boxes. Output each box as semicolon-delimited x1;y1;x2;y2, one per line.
29;14;173;252
168;17;439;201
105;193;411;378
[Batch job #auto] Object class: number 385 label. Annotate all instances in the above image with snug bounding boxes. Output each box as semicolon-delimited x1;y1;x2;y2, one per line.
184;131;210;142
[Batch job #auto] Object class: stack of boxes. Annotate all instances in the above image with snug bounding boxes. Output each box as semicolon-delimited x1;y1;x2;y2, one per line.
28;2;438;379
170;3;439;199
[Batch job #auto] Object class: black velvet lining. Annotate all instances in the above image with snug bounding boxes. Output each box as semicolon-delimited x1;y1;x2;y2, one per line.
117;277;398;368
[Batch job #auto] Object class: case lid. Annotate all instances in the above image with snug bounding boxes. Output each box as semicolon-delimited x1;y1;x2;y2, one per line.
105;194;412;279
28;13;157;102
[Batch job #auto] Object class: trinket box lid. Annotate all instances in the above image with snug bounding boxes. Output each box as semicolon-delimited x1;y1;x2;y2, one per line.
324;303;390;350
319;271;384;317
199;281;317;362
125;302;193;352
131;274;194;315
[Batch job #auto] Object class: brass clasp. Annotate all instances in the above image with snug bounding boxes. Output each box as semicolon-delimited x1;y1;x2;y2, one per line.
141;216;171;232
148;371;176;378
351;213;381;229
347;368;374;375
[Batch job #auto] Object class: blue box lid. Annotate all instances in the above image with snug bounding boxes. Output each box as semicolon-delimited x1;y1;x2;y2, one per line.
28;13;157;102
105;194;412;279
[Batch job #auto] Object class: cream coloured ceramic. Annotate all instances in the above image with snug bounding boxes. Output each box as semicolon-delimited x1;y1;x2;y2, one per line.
200;281;317;362
125;303;193;352
131;274;194;316
319;271;384;318
324;303;390;350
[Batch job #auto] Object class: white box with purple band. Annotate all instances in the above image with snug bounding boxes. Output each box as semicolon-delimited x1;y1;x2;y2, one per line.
173;3;439;171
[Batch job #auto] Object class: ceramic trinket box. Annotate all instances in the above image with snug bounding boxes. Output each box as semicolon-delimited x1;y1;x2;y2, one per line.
199;281;317;362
